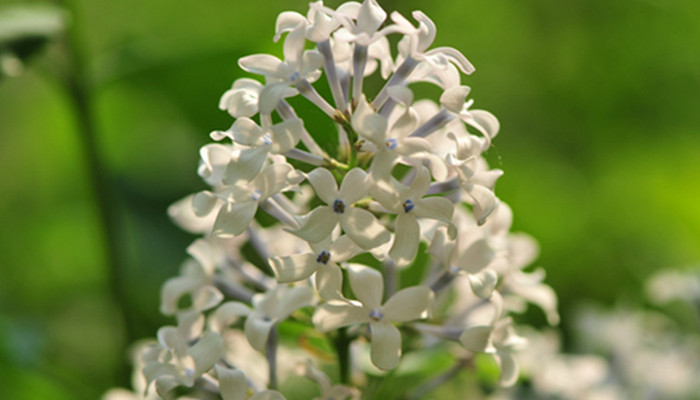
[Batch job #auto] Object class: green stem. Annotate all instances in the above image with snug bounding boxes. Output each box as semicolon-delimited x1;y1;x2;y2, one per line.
334;327;352;384
60;0;136;380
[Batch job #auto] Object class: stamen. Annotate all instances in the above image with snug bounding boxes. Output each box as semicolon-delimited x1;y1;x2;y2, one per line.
369;309;383;321
316;250;331;264
333;199;345;214
403;199;415;213
385;138;398;150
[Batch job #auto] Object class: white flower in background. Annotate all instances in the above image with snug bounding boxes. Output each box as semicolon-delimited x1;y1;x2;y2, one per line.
298;360;361;400
215;366;286;400
210;285;314;352
313;264;434;370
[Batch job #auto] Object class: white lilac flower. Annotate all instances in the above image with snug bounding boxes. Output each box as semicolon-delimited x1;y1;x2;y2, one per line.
211;117;305;183
428;222;499;299
269;234;361;302
298;360;360;400
219;78;263;118
371;166;454;266
210;285;314;352
215;366;286;400
143;312;224;396
239;24;326;115
193;162;298;238
291;167;390;249
312;264;433;370
160;239;224;317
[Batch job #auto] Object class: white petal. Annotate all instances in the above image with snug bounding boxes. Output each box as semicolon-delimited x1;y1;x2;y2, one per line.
457;238;495;274
356;0;386;34
386;85;413;106
413;197;454;224
283;24;306;66
469;110;500;139
231;117;264;146
468;269;499;299
269;118;303;154
238;54;284;76
192;285;224;312
404;166;431;200
290;206;338;243
212;200;258;238
255;162;295;199
269;253;318;283
440;85;471;114
251;391;286;400
466;184;498;226
382;286;433;322
189;331;224;375
394;136;431;156
338;168;369;204
259;83;298;114
223;146;269;184
312;303;368;332
210;302;252;332
216;366;247;400
315;263;344;302
328;235;361;262
369;322;401;370
192;191;218;217
347;263;383;309
275;11;306;42
426;47;475;74
459;325;494;353
306;167;339;204
160;275;204;316
389;213;420;267
427;226;454;265
244;314;275;352
359;113;388;145
495;351;519;387
168;194;216;234
390;107;419;139
273;285;315;319
340;207;391;250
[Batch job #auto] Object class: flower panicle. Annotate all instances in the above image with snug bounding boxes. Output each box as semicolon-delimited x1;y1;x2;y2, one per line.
107;2;559;399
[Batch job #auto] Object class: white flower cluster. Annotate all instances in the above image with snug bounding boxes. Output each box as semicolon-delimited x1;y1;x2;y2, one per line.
105;1;558;399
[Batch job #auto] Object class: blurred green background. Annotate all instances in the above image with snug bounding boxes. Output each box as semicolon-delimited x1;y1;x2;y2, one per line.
1;0;699;398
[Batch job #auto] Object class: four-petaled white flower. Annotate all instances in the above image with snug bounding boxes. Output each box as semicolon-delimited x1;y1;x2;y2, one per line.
291;167;390;250
372;166;455;266
269;234;361;301
193;162;297;238
313;264;434;370
210;285;315;352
